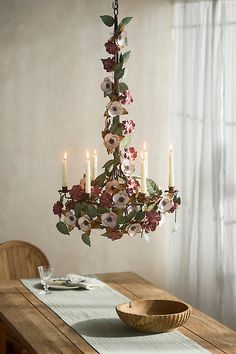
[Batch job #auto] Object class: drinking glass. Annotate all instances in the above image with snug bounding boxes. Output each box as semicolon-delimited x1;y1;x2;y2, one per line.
38;265;54;295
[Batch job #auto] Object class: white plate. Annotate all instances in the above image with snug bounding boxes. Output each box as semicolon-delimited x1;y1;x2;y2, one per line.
48;279;81;290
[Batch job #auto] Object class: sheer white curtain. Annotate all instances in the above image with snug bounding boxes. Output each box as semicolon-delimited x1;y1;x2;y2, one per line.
169;0;236;329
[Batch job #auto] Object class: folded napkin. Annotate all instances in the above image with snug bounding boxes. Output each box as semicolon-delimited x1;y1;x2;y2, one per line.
65;274;105;289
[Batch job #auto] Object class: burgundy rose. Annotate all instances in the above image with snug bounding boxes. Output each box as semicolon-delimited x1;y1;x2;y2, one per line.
91;185;101;198
108;229;123;241
145;219;158;232
101;57;115;72
65;200;75;211
145;210;161;232
146;210;161;221
53;201;63;216
124;146;138;161
100;192;113;208
69;185;85;200
105;42;120;55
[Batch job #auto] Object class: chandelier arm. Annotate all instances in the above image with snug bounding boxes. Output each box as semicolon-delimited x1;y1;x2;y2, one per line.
112;0;122;169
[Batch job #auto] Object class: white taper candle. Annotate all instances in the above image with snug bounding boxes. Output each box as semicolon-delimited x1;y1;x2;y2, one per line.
141;152;147;194
168;145;175;188
85;151;91;194
62;152;68;188
92;150;98;181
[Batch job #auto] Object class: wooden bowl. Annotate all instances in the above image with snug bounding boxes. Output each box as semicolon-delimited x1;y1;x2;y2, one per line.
116;299;191;333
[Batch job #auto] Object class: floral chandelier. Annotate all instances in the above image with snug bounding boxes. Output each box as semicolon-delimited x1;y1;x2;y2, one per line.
53;0;181;246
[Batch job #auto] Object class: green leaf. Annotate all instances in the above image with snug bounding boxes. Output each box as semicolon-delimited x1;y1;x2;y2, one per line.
97;207;110;214
126;209;136;221
82;233;91;247
56;221;70;235
103;159;114;171
146;203;156;212
120;134;132;149
100;15;115;27
94;172;106;187
110;121;119;134
86;204;99;218
135;209;145;221
115;68;125;80
118;82;128;93
147;178;158;196
117;213;127;225
122;50;131;63
119;53;124;65
74;203;81;217
114;63;123;73
120;17;133;26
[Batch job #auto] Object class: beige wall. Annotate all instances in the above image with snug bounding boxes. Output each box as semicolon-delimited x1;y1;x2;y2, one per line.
0;0;173;288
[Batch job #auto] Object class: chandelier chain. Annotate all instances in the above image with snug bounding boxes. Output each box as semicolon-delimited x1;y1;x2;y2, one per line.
112;0;119;17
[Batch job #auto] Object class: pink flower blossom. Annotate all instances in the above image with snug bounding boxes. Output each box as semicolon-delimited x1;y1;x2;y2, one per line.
122;120;135;134
100;192;113;208
124;146;138;161
105;42;120;55
101;57;115;72
119;90;133;105
108;229;123;241
126;177;140;194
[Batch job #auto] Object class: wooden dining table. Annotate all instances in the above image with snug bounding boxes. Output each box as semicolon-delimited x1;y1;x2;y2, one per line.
0;272;235;354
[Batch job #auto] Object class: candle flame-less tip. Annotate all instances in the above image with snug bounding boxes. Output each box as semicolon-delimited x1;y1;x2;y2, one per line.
64;152;67;160
94;149;97;155
143;141;147;151
170;144;173;152
86;150;90;159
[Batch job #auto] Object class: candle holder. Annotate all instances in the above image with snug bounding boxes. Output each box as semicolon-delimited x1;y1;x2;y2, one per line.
53;0;181;246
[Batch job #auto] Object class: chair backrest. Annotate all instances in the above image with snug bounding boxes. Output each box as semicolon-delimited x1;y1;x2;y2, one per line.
0;240;49;280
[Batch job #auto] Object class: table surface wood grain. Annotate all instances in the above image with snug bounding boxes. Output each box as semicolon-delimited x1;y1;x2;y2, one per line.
0;272;235;354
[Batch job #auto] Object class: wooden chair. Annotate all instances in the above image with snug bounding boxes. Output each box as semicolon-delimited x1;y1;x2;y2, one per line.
0;241;49;354
0;240;49;280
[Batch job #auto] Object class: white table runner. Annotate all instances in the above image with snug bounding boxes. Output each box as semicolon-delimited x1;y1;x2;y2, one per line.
21;278;210;354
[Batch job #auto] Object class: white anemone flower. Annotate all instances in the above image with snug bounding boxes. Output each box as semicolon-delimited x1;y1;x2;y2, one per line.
101;212;117;228
100;77;113;95
116;31;127;48
78;215;91;231
121;159;135;175
126;223;142;236
107;101;124;116
158;195;174;213
104;133;120;150
105;179;120;194
113;191;129;209
64;212;76;227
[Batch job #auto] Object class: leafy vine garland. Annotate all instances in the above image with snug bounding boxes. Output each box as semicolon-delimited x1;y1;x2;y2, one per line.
53;10;181;246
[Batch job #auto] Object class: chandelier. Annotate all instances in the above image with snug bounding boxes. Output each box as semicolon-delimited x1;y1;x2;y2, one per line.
53;0;181;246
